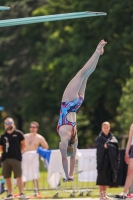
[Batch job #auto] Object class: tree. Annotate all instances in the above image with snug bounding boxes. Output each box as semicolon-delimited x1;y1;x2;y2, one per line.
30;0;133;147
0;0;47;129
0;0;133;148
116;66;133;134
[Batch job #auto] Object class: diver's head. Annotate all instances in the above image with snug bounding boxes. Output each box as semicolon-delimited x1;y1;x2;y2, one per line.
67;144;74;157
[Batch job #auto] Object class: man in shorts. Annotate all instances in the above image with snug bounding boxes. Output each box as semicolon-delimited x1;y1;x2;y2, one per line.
22;121;49;197
0;117;26;199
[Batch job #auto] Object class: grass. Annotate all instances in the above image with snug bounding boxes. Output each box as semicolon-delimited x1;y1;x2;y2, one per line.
0;169;123;199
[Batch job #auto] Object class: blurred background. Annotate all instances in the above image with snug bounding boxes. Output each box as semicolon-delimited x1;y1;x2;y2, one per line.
0;0;133;149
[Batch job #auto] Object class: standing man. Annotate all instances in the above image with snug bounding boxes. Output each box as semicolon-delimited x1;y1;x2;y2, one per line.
22;121;49;197
0;117;26;199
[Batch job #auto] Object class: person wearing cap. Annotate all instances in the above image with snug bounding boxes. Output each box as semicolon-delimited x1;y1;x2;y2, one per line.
0;117;26;199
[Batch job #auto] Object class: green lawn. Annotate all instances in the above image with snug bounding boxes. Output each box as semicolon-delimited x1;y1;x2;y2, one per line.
1;170;123;199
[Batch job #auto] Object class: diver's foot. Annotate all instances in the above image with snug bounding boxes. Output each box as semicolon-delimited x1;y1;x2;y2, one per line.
63;178;68;182
68;176;74;182
96;39;107;55
63;176;74;182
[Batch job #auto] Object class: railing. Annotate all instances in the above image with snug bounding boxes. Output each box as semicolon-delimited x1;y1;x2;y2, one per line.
22;149;97;197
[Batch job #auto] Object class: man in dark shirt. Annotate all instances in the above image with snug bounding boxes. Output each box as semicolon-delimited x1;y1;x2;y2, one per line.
0;117;26;199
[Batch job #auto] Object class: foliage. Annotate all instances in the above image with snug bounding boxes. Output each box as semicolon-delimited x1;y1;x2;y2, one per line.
116;66;133;134
0;169;122;199
0;0;133;148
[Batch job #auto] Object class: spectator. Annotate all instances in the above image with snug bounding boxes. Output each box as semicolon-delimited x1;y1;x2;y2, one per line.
22;121;49;197
115;124;133;198
0;117;26;199
96;121;119;200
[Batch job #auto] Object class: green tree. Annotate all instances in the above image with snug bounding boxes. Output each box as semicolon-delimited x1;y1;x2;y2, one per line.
116;66;133;134
0;0;47;129
0;0;133;148
30;0;133;147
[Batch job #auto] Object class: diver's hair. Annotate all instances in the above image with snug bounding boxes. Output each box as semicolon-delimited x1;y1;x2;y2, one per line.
30;121;39;128
69;129;77;145
101;121;110;127
67;144;74;157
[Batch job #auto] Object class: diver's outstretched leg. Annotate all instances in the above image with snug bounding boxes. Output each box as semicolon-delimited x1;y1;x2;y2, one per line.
62;40;107;102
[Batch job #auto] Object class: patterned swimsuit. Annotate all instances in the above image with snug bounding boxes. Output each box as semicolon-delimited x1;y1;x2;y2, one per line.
57;95;84;133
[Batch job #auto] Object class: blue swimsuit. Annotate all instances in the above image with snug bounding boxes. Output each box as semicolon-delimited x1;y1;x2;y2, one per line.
57;95;84;133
